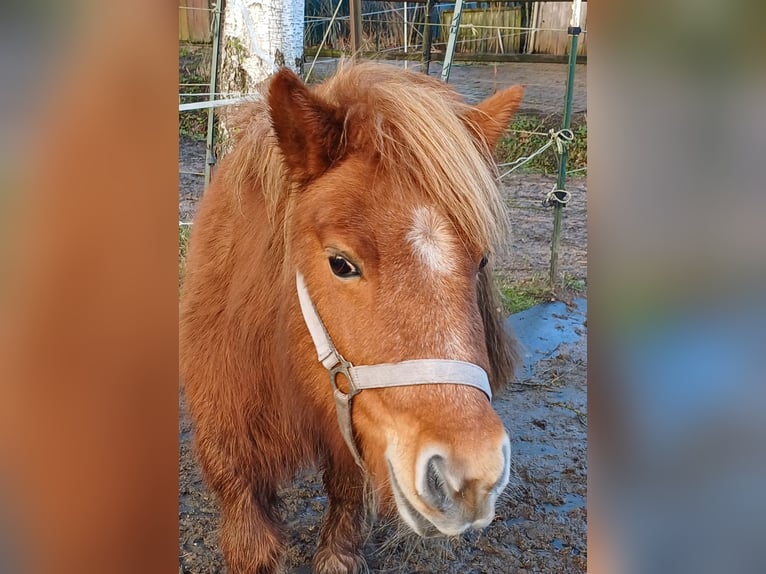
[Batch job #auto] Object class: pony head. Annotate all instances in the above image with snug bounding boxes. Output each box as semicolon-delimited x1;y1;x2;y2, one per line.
268;63;523;537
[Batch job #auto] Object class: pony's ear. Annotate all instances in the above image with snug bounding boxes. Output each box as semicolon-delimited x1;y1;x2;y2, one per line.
268;68;346;184
464;85;525;150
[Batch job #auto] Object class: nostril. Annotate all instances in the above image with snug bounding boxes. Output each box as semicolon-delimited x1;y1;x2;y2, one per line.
424;455;451;511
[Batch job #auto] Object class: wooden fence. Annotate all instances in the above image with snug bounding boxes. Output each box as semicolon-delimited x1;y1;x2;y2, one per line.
193;2;587;58
437;3;587;57
529;1;587;56
439;7;523;54
179;0;212;43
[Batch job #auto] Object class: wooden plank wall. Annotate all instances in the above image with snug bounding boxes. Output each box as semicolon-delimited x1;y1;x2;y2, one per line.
179;0;212;43
439;8;522;54
532;2;587;56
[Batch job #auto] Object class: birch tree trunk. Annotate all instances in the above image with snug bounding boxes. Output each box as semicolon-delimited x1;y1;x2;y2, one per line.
217;0;304;153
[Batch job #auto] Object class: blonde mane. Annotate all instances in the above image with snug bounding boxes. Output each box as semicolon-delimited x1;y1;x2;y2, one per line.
221;61;508;254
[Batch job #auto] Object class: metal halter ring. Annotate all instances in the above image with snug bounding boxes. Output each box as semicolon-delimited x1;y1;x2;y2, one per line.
328;357;359;399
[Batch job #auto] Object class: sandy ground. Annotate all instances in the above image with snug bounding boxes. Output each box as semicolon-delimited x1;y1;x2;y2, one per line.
179;59;587;573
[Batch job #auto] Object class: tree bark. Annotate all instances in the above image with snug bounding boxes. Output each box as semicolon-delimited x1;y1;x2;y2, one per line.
217;0;305;153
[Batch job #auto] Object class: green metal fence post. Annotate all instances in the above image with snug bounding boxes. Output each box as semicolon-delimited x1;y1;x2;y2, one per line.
549;1;582;289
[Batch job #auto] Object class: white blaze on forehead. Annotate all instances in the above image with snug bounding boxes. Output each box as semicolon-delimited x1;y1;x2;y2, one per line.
406;206;456;275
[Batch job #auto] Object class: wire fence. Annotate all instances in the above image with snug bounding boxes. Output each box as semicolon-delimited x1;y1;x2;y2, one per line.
178;0;217;223
304;2;587;56
178;1;587;297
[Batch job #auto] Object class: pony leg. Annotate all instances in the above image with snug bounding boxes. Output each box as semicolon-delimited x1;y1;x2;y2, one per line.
217;487;284;574
312;458;368;574
194;431;285;573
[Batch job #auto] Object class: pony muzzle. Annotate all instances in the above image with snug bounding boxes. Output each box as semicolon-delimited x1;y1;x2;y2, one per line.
296;273;495;470
386;435;511;537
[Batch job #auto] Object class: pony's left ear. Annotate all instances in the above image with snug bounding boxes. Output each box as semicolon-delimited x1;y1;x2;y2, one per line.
268;68;346;185
464;85;525;150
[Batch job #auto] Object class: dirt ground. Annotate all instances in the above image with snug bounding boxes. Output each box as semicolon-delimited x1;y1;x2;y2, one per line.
179;337;587;574
307;59;587;114
179;60;587;573
500;173;587;288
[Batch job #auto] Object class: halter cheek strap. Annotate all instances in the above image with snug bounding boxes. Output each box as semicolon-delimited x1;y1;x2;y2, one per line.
296;273;492;469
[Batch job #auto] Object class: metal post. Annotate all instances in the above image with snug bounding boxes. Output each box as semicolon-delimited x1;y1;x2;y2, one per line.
349;0;362;57
422;0;433;74
204;0;223;188
549;0;581;289
404;2;408;68
527;1;539;54
440;0;465;83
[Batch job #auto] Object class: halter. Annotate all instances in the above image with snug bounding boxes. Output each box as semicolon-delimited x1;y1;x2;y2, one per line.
296;273;492;469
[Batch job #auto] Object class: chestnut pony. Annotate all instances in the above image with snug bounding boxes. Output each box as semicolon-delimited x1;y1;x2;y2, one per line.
180;62;523;573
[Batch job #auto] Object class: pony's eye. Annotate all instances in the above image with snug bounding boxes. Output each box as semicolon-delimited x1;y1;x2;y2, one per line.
479;256;489;270
329;255;359;278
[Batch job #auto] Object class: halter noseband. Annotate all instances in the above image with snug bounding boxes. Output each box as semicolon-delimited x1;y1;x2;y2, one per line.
296;273;492;469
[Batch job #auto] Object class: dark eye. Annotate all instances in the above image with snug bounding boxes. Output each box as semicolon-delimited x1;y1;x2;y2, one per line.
479;256;489;270
329;255;360;278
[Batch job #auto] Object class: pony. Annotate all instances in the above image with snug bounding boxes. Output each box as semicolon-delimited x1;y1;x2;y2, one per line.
179;62;523;573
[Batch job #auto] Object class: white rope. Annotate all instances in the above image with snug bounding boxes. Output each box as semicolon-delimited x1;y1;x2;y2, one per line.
180;91;248;97
407;22;582;33
305;7;407;21
313;28;580;57
544;187;571;207
496;129;574;181
179;95;261;112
